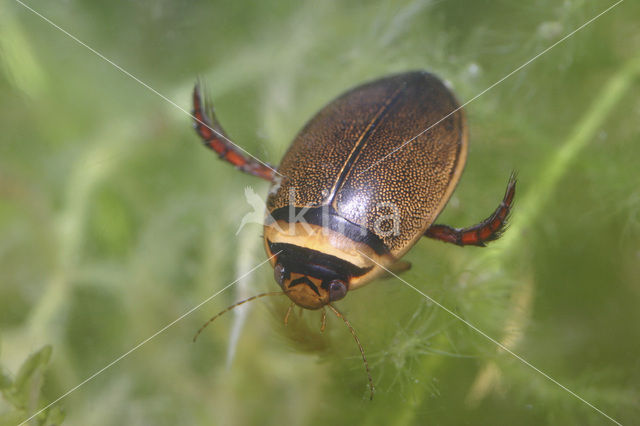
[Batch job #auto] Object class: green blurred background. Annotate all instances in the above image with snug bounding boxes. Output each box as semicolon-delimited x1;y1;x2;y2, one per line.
1;0;639;424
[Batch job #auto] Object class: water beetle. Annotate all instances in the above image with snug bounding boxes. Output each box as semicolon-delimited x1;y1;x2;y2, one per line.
192;71;516;398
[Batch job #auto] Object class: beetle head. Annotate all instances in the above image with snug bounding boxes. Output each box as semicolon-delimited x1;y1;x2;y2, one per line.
273;262;348;310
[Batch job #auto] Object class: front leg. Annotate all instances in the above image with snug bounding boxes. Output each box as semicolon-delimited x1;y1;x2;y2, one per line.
425;173;516;247
192;85;277;181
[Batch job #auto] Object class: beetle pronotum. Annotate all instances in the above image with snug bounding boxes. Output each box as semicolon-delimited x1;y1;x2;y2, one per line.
192;71;516;399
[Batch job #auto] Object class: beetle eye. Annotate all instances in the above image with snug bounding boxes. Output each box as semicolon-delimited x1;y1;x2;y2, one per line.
328;280;347;301
274;263;286;288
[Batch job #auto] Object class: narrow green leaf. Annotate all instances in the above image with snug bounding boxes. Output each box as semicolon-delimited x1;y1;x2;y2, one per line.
13;345;52;395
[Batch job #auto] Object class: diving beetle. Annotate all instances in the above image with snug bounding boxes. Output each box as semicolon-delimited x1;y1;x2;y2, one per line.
191;71;516;399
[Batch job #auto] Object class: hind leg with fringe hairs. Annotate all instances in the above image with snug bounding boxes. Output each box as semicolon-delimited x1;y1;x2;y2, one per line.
425;173;516;247
192;84;277;181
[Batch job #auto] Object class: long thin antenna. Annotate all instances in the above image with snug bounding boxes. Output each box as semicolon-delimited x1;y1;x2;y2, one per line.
328;304;374;400
193;292;285;342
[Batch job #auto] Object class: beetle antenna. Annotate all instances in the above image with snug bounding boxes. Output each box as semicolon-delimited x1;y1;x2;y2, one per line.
327;303;375;400
193;292;285;342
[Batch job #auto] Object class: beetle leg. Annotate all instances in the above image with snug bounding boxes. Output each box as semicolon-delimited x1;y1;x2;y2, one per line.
320;308;327;333
425;173;516;247
283;303;294;326
378;260;412;279
390;260;411;274
192;84;276;181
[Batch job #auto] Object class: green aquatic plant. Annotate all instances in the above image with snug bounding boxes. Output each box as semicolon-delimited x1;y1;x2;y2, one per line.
1;0;639;425
0;346;64;425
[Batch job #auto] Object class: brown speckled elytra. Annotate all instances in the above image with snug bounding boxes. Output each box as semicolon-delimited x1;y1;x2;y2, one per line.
192;71;516;399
